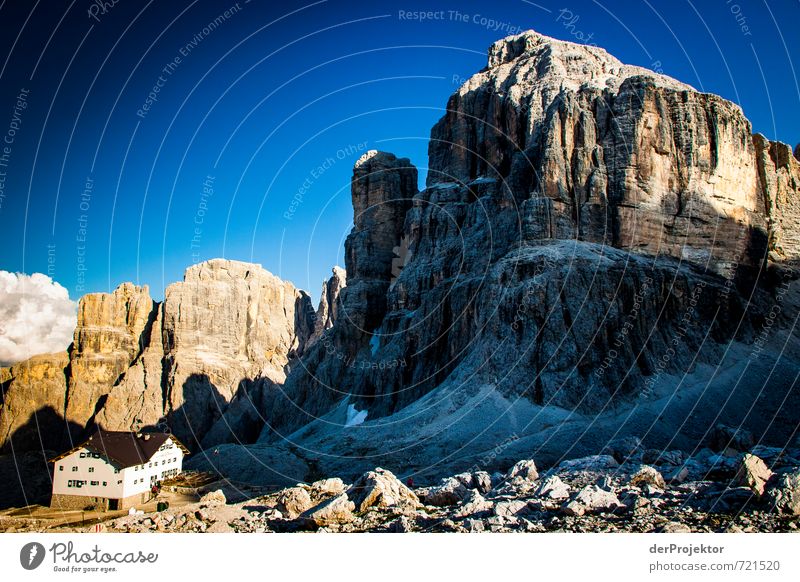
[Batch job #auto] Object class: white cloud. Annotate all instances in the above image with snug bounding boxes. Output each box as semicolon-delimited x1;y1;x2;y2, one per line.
0;271;77;366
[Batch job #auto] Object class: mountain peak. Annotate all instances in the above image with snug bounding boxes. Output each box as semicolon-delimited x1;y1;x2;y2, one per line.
479;29;693;96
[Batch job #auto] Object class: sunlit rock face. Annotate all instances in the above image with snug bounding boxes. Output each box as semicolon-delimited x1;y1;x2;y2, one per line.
1;260;315;452
98;259;315;449
427;30;772;275
308;266;347;347
250;30;799;482
4;30;799;488
754;134;800;265
66;283;154;433
0;352;70;451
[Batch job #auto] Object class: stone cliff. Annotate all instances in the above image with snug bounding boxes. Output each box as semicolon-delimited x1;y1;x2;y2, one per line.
0;260;317;453
255;30;799;442
308;266;346;346
427;32;773;275
227;30;800;484
3;30;799;489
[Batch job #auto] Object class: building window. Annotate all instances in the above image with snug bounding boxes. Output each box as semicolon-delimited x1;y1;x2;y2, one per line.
90;480;99;486
102;481;107;486
88;467;94;473
79;452;86;458
117;480;122;484
72;466;78;472
59;465;63;471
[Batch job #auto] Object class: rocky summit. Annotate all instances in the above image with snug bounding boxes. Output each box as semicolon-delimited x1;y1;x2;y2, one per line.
0;260;328;454
2;30;800;530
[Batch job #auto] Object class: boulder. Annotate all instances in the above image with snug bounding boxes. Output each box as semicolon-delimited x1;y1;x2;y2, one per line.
535;475;571;500
199;489;226;505
764;469;800;515
629;465;667;490
276;486;314;519
734;454;773;496
562;485;625;516
505;459;539;482
642;449;685;466
346;468;419;512
388;516;414;533
709;424;755;453
453;471;493;494
310;477;347;499
660;522;693;533
454;490;493;517
749;446;784;465
664;465;691;484
418;477;469;507
494;499;529;518
300;493;355;527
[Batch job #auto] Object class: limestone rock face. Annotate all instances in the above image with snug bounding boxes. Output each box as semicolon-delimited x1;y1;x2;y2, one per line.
754;134;800;264
65;283;154;432
98;259;314;449
344;151;418;332
0;283;154;451
428;30;772;276
248;29;798;485
158;260;312;448
1;260;314;453
94;303;166;433
4;29;800;492
308;266;346;345
256;152;419;438
0;352;70;451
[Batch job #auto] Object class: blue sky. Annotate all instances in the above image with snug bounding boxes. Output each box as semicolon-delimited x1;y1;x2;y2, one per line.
0;0;797;303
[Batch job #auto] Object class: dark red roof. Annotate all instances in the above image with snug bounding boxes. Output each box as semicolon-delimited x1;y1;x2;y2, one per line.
52;430;188;468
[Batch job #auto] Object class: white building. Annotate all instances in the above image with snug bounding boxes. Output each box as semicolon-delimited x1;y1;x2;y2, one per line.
50;430;188;511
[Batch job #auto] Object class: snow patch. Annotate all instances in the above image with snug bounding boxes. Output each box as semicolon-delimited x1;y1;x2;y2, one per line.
345;404;367;427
